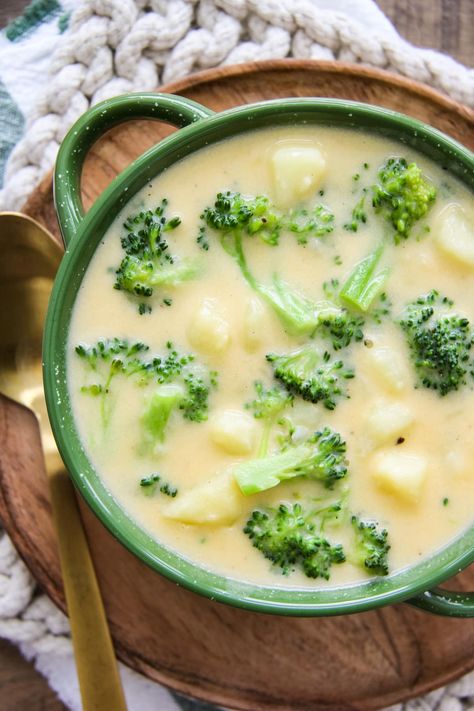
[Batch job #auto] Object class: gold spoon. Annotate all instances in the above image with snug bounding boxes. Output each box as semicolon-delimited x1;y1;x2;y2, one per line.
0;212;127;711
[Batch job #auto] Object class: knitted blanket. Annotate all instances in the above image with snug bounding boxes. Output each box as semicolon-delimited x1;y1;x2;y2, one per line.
0;2;473;710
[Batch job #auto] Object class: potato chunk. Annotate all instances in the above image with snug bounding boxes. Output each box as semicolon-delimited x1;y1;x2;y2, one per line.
271;145;326;207
366;401;414;445
210;409;256;455
435;204;474;268
187;299;230;355
163;473;243;525
367;347;407;393
370;450;427;503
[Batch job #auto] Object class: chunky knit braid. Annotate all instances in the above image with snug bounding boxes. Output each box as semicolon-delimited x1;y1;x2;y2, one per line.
0;0;472;210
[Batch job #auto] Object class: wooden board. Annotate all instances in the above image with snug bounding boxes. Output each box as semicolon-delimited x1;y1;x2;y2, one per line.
2;61;474;710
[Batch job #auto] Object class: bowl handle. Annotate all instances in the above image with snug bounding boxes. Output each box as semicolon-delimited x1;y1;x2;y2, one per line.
54;93;215;248
407;587;474;617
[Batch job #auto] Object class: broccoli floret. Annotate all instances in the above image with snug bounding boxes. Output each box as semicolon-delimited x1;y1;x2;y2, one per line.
202;191;282;245
139;385;184;452
244;503;345;579
372;158;436;242
75;338;150;378
234;426;348;495
344;192;368;232
400;290;474;395
316;306;365;350
179;370;218;422
201;191;338;337
114;200;199;308
76;338;151;425
266;345;354;410
286;204;334;244
351;515;390;576
76;339;217;429
139;473;178;497
202;190;334;247
246;381;293;456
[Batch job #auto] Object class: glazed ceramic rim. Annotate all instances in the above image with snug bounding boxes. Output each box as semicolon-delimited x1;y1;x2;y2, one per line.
45;97;474;615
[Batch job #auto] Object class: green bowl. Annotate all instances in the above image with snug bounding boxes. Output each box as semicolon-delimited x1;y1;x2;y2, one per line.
45;93;474;617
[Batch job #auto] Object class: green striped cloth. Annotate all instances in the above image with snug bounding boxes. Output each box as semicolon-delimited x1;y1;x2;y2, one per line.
0;0;70;187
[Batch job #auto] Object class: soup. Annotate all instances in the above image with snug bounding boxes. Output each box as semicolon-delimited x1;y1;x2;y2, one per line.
67;126;474;588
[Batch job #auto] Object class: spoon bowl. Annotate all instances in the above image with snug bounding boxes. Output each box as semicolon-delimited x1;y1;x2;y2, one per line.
0;212;63;471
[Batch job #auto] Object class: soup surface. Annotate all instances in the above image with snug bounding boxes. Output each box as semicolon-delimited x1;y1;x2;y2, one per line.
68;126;474;588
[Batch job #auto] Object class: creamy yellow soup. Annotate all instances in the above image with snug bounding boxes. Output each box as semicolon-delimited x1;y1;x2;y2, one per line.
68;127;474;588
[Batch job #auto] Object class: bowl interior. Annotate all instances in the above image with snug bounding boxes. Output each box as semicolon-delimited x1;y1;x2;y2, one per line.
44;99;474;615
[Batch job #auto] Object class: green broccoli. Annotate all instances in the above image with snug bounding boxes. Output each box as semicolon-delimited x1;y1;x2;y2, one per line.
234;426;348;495
76;339;217;429
139;384;184;452
344;191;368;232
114;200;199;309
266;345;354;410
139;473;178;497
351;515;390;576
372;158;436;242
203;190;377;344
399;290;474;395
201;191;338;337
179;369;218;422
76;338;151;425
245;381;293;456
286;204;335;244
244;503;345;579
339;245;390;313
256;275;336;338
202;190;334;247
202;191;282;245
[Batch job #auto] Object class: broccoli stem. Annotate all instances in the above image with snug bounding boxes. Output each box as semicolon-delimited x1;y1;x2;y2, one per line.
259;418;274;458
246;382;293;458
257;275;323;337
229;232;321;337
140;385;184;449
235;445;310;495
232;232;258;290
339;246;389;312
234;426;348;495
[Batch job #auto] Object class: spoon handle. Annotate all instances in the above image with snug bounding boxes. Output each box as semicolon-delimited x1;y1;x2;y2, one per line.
48;466;127;711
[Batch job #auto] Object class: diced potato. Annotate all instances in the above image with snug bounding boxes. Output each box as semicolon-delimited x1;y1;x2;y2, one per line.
162;473;243;525
271;145;326;208
210;409;256;455
242;297;266;351
435;204;474;268
366;401;414;445
187;299;230;355
367;347;407;393
370;450;427;503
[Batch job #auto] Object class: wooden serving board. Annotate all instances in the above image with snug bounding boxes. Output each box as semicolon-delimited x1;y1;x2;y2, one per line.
3;61;474;710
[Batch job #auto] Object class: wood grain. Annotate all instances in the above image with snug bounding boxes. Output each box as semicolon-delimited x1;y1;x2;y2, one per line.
1;61;473;711
378;0;474;66
0;638;64;711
